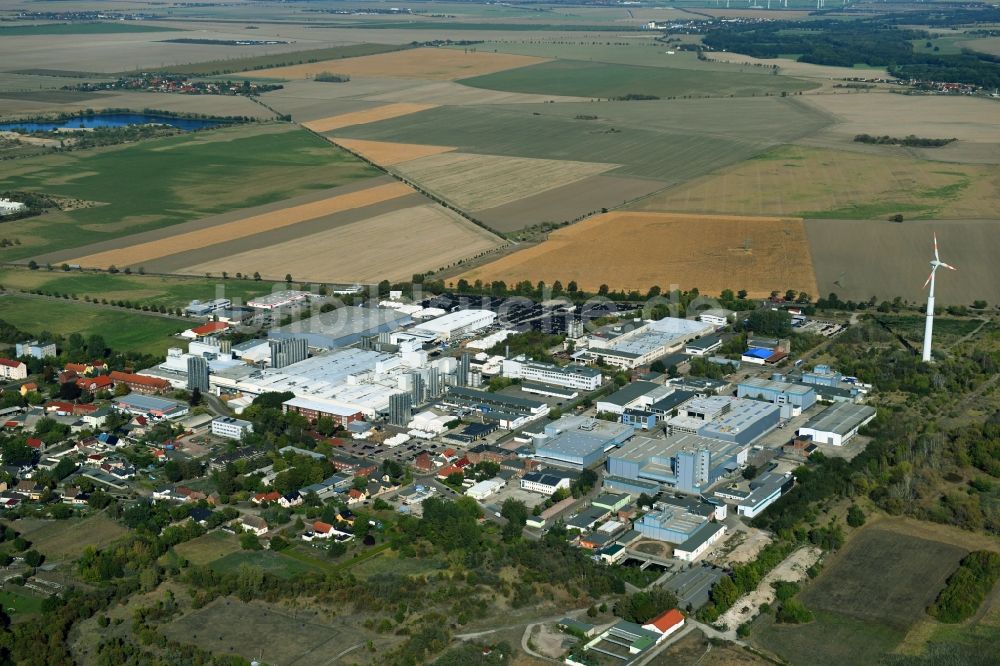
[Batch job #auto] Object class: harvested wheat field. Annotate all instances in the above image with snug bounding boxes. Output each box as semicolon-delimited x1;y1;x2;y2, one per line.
460;212;818;298
68;181;413;269
244;48;546;81
632;144;1000;219
331;138;455;166
393;152;616;211
302;103;436;133
181;204;504;283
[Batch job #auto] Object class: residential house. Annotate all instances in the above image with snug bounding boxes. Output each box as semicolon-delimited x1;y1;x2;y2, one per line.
0;359;27;381
252;490;282;505
239;515;268;536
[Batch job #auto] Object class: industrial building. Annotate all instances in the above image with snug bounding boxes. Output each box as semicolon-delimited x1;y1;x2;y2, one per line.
606;427;755;495
270;306;411;350
736;377;816;418
0;198;27;216
501;357;602;392
184;298;231;317
684;334;724;356
465;477;505;500
696;308;734;328
520;472;572;495
186;356;209;392
714;472;794;518
282;396;364;425
443;386;549;429
211;416;253;440
596;381;673;415
247;290;309;310
667;376;730;396
532;415;634;468
388;392;413;427
666;397;781;446
269;337;308;369
797;402;877;446
583;316;714;369
112;394;189;420
409;309;497;342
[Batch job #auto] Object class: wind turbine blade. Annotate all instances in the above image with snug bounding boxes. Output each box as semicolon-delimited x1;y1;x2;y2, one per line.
933;233;940;261
941;262;956;271
923;271;934;289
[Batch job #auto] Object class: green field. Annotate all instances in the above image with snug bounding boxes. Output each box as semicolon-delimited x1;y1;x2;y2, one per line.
754;526;969;666
157;42;409;76
877;314;984;342
0;123;378;260
0;268;285;309
12;513;128;562
0;294;188;355
460;59;817;99
335;97;827;182
0;22;178;36
0;589;47;618
210;550;325;579
171;531;241;566
350;550;446;579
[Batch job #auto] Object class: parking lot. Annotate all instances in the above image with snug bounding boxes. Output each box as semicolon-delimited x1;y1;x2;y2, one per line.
488;483;548;511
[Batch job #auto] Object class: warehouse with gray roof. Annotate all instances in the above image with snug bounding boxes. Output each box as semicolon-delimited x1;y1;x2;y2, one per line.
797;402;877;446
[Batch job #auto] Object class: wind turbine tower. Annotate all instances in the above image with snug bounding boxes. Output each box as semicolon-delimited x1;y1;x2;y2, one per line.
921;233;956;362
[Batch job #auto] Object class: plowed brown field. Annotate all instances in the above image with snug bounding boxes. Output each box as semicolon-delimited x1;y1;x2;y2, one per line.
460;211;819;298
68;181;413;269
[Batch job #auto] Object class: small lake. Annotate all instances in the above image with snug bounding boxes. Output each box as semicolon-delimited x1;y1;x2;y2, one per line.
0;113;226;133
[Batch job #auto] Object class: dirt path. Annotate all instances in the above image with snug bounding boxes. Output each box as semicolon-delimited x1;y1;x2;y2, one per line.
716;546;822;632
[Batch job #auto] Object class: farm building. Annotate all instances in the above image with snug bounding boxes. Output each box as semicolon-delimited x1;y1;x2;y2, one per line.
797;402;877;446
0;198;26;216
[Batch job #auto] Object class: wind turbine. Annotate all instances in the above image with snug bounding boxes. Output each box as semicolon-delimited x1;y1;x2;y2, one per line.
921;233;956;362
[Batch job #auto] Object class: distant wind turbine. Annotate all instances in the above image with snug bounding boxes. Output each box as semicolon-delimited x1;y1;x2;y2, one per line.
922;233;956;362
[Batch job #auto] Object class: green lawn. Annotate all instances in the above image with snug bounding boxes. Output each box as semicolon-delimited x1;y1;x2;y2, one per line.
0;268;287;309
210;550;326;579
0;22;178;36
0;123;378;260
460;59;817;100
0;589;47;617
0;294;188;355
170;531;241;566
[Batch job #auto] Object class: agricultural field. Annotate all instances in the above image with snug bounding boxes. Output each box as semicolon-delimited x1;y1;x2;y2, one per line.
11;514;128;563
64;180;414;269
0;294;188;355
459;211;818;298
752;520;995;666
244;47;546;81
459;58;818;99
0;23;178;36
180;202;505;283
632;144;999;220
392;152;615;210
333;98;828;182
804;218;1000;304
0;268;280;310
1;123;378;261
156;42;410;76
331;138;456;166
302;103;437;132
